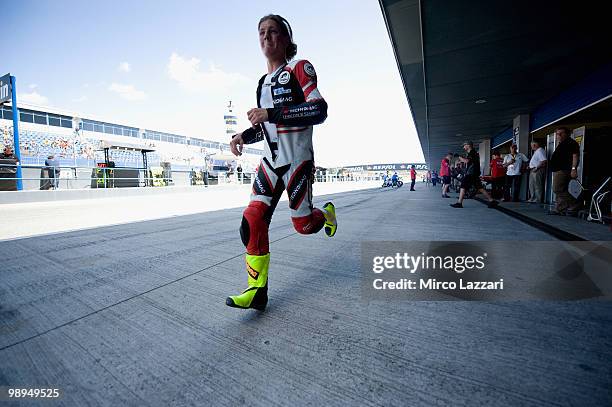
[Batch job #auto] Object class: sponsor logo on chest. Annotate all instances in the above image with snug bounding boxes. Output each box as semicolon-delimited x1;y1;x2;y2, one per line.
273;96;293;104
278;71;290;85
273;87;292;96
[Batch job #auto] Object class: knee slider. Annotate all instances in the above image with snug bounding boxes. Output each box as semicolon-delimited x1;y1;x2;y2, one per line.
292;211;325;235
292;216;311;234
240;201;270;250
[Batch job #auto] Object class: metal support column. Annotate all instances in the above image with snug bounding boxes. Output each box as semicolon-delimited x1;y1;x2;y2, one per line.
141;151;149;187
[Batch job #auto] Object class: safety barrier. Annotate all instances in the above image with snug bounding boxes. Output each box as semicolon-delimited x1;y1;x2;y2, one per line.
0;163;383;191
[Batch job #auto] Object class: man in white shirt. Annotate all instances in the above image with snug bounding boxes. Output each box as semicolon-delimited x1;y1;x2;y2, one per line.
528;141;547;203
503;144;529;202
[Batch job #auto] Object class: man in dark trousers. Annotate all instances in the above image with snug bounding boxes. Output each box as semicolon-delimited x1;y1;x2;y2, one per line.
450;141;498;208
548;127;580;216
45;154;60;189
203;153;212;187
236;164;243;183
410;165;416;191
0;145;19;191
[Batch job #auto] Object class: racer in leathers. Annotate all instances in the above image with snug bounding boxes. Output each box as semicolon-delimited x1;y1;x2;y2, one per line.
226;14;337;311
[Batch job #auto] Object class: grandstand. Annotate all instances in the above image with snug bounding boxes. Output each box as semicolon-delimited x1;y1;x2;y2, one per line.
0;103;263;175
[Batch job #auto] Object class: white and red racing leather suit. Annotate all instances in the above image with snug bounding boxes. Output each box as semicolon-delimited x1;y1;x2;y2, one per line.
236;59;328;255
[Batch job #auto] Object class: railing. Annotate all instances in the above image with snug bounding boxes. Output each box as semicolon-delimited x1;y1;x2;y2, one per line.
0;163;383;191
0;163;150;190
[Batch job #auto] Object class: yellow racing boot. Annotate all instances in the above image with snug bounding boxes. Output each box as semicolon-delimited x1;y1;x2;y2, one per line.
226;253;269;311
322;202;337;237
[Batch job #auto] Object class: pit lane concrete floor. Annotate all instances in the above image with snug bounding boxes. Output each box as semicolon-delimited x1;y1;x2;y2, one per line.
1;186;610;406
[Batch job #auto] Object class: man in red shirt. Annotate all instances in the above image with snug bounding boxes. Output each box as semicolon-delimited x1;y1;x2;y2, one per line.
489;150;505;200
440;153;452;198
410;165;417;191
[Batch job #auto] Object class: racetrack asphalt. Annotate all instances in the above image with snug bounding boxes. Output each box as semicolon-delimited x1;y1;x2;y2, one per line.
1;186;610;406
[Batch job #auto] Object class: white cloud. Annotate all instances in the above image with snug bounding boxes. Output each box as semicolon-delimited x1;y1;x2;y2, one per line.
118;62;131;73
73;95;88;103
28;83;38;90
108;83;146;101
167;52;249;92
19;91;49;105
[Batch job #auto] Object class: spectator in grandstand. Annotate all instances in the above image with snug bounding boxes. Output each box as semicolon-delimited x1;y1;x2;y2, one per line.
27;139;38;156
44;155;60;189
548;127;580;216
410;165;417;190
502;143;528;202
489;150;505;200
527;140;547;203
450;141;498;208
440;153;452;198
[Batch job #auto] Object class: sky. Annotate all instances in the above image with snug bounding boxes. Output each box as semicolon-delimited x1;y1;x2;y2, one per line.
5;0;424;167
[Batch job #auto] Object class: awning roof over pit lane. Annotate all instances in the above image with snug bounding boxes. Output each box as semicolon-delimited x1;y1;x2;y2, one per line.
379;0;611;165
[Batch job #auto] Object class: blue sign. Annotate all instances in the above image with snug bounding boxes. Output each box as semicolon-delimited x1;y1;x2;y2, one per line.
0;73;11;104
